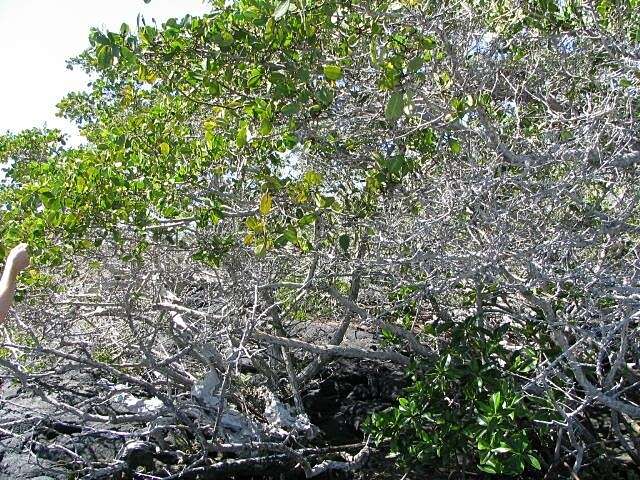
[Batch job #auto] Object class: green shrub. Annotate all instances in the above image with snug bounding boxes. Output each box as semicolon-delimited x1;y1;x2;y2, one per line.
366;319;554;475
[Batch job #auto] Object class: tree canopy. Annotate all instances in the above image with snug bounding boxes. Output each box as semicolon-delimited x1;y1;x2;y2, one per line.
0;0;639;477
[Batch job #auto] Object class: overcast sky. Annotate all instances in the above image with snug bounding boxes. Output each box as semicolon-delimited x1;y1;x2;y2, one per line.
0;0;209;136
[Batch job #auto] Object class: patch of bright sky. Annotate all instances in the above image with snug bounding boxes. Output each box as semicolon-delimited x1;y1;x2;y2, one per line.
0;0;209;138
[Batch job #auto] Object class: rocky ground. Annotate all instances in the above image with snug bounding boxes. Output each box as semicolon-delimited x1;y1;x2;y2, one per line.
0;355;408;479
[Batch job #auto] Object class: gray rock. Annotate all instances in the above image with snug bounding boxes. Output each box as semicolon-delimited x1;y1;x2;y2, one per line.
0;437;66;480
263;391;318;440
191;370;222;409
111;386;164;414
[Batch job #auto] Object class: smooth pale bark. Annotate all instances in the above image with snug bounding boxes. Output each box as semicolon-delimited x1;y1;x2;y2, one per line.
0;243;29;324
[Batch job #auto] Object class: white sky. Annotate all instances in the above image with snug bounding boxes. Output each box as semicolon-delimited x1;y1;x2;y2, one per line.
0;0;209;136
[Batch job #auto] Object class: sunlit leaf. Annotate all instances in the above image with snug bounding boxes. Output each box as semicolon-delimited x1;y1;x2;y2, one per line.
259;192;272;216
159;142;170;155
323;64;343;81
274;0;290;20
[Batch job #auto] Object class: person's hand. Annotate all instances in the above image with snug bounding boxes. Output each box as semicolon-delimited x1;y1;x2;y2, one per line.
7;243;29;273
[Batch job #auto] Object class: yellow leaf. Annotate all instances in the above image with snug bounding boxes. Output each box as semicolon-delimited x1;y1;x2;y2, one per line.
259;192;272;216
159;142;170;155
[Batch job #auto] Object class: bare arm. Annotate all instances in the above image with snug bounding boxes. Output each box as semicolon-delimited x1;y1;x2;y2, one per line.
0;244;29;324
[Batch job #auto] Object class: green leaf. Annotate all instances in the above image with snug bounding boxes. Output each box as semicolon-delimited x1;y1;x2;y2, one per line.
282;102;300;116
407;56;423;72
527;454;541;470
298;213;316;226
282;228;298;244
385;92;404;122
303;170;323;186
315;194;334;208
205;130;216;150
493;446;511;453
236;122;248;147
491;392;502;412
323;64;343;81
119;46;136;65
309;105;322;116
90;29;110;46
338;234;350;253
247;67;262;88
316;87;334;106
478;463;497;474
388;156;404;174
260;192;272;216
259;117;272;135
96;45;114;68
274;0;290;20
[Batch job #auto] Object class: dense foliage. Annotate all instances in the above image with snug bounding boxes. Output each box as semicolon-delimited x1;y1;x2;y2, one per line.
1;0;639;478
